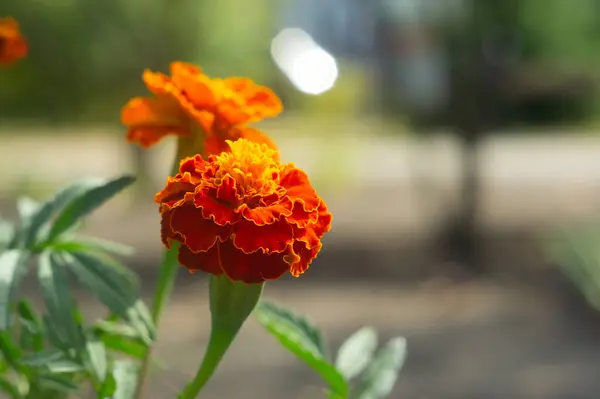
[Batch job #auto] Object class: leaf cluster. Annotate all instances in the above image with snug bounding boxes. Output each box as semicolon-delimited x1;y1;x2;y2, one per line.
255;301;407;399
0;176;153;399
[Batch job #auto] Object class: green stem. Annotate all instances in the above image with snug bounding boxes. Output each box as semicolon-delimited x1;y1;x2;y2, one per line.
178;275;264;399
149;243;181;322
133;243;180;399
178;325;236;398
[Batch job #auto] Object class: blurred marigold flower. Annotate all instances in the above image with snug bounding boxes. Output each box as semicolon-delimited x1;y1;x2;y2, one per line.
121;62;282;155
155;139;332;283
0;17;28;66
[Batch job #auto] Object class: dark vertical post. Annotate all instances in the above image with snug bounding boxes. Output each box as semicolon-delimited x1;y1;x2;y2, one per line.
445;0;515;273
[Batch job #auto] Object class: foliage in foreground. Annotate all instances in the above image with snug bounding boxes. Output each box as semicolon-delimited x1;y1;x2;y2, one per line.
0;176;408;399
0;176;153;399
255;301;407;399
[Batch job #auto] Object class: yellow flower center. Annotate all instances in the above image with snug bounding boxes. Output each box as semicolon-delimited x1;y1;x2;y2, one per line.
213;139;281;196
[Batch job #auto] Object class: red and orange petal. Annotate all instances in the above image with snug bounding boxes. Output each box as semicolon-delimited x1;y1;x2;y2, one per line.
122;61;283;150
214;77;283;127
0;17;28;66
142;67;216;134
155;138;332;283
121;97;190;148
170;62;218;110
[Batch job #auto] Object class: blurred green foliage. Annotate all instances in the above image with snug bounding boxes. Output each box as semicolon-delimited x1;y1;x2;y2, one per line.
0;0;279;125
2;0;600;127
518;0;600;66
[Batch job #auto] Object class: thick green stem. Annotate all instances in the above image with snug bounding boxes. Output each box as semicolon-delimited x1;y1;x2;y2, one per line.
178;275;264;399
178;325;236;398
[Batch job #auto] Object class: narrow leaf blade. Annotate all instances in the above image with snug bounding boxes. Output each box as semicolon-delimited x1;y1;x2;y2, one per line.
93;321;147;358
46;360;85;374
256;301;327;355
46;175;136;242
99;372;117;398
16;197;40;224
335;327;378;380
37;251;85;351
38;374;79;393
0;250;29;330
86;340;108;383
17;300;44;351
22;180;100;248
113;359;139;399
65;251;155;342
20;349;64;366
0;376;20;399
355;337;407;399
0;219;15;250
254;301;348;397
50;237;135;257
0;331;22;370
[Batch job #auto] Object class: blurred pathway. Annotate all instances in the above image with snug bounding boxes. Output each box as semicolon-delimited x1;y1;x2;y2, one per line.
1;127;599;255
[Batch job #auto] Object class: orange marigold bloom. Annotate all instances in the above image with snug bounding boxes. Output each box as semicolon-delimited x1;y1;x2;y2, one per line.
121;62;282;153
0;17;28;66
155;139;332;284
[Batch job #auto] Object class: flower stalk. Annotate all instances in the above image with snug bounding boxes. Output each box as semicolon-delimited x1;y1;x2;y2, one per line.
178;275;264;399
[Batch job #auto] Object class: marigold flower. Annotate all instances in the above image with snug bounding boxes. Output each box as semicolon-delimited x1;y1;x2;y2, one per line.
121;62;282;155
155;139;332;283
0;17;28;66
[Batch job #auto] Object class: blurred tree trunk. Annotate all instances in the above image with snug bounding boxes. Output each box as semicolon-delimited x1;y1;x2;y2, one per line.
445;58;488;274
442;0;516;274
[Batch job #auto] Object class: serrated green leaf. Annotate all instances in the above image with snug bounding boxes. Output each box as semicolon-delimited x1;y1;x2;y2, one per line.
335;327;378;381
0;250;29;330
17;301;44;352
65;251;154;343
38;374;79;393
354;337;407;399
0;376;20;398
37;251;85;351
50;237;135;257
113;359;139;399
45;175;136;243
254;301;348;398
86;340;108;383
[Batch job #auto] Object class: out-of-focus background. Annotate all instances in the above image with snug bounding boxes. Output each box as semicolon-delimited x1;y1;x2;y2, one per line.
3;0;600;397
